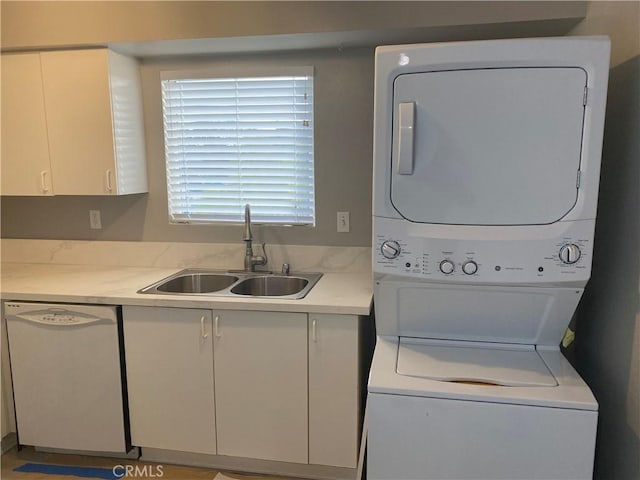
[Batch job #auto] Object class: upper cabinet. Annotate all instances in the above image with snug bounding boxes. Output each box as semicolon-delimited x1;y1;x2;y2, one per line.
1;53;53;196
0;49;147;196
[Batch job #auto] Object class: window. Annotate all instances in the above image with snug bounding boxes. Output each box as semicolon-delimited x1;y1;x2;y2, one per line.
161;68;315;225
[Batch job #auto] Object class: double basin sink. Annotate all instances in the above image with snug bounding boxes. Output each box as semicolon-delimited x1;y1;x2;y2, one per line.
139;269;323;300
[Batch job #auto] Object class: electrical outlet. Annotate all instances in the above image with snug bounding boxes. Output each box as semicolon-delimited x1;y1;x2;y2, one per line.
337;211;350;233
89;210;102;230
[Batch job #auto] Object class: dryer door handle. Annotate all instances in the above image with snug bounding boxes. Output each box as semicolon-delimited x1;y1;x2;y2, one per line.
396;102;415;175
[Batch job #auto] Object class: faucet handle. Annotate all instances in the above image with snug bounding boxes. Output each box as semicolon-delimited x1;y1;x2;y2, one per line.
259;242;268;266
282;263;290;275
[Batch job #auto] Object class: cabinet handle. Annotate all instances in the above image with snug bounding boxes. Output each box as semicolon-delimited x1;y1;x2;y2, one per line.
40;170;49;193
312;318;317;343
200;316;208;339
105;169;114;193
214;315;221;338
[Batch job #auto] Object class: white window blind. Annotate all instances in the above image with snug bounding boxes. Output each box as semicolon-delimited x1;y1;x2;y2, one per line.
161;70;315;225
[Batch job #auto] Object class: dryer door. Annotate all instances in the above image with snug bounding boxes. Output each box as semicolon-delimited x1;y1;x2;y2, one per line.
390;67;587;225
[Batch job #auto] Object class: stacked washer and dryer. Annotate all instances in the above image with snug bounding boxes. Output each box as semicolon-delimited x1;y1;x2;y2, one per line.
367;37;610;479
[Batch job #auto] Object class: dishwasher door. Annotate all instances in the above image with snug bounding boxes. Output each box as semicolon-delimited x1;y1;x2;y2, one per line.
5;302;129;453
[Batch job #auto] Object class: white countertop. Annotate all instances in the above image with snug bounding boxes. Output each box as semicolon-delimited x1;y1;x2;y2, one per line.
0;263;373;315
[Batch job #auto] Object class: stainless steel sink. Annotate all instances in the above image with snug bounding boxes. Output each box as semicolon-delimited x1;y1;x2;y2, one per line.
138;269;322;300
149;272;239;294
231;275;310;297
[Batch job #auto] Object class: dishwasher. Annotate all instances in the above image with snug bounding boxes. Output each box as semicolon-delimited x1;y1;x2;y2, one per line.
4;301;131;453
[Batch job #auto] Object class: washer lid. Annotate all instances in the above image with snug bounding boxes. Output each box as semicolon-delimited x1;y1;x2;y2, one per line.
397;338;557;387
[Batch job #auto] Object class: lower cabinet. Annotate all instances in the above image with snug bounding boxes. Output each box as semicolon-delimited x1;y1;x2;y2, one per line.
123;306;365;472
213;310;308;463
309;314;361;468
123;306;216;454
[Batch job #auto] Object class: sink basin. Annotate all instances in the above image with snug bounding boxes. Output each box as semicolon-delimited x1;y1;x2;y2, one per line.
140;270;238;294
138;269;322;299
156;273;238;294
231;276;309;297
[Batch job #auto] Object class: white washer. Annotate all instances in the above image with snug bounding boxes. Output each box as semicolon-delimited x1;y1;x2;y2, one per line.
368;338;598;479
369;37;610;480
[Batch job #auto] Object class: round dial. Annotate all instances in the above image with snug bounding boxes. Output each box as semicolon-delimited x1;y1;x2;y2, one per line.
381;240;401;259
439;260;455;275
559;244;581;264
462;261;478;275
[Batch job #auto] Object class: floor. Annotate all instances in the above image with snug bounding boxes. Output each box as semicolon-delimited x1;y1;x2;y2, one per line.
1;447;297;480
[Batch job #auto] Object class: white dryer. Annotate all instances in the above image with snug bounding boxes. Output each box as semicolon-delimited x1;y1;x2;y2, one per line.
368;37;610;479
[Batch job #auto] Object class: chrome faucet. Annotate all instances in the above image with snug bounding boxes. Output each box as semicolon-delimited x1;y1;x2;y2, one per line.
243;204;267;272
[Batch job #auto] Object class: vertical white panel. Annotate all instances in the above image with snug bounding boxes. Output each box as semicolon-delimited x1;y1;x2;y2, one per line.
41;49;116;195
308;314;360;467
0;53;53;195
123;306;216;454
108;51;148;194
214;310;308;463
1;308;16;438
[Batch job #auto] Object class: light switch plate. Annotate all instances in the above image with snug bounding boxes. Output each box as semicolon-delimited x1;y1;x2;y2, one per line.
337;211;350;233
89;210;102;229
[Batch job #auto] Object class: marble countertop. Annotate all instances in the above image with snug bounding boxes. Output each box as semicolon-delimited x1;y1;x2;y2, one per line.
0;263;373;315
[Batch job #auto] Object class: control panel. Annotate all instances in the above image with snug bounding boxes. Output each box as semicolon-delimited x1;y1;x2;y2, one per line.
12;312;106;326
373;217;594;284
40;314;77;324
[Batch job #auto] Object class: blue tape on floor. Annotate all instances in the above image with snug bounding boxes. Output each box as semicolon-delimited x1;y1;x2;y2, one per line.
14;462;118;479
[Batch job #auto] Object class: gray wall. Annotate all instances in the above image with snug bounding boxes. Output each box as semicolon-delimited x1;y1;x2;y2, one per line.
3;1;636;247
0;1;586;50
1;47;375;246
573;56;640;479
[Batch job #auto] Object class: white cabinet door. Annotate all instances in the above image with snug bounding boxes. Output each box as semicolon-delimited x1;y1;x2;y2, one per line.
0;53;53;195
214;310;308;464
41;50;118;195
123;306;216;455
309;314;361;467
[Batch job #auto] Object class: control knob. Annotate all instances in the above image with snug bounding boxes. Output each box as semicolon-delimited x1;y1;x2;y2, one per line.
462;261;478;275
439;260;455;275
559;244;581;264
381;240;401;259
